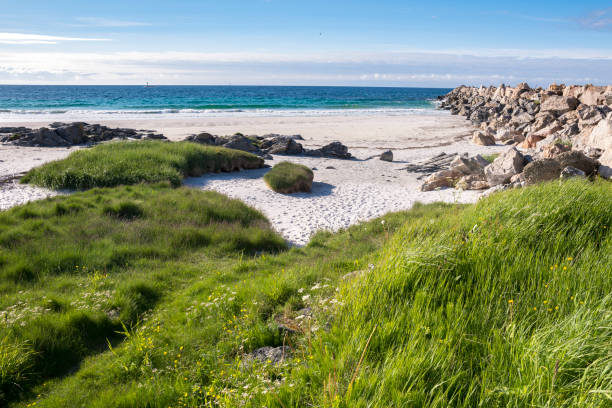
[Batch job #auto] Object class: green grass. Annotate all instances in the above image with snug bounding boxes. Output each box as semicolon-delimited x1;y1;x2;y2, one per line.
264;161;314;193
21;140;263;190
2;179;612;407
482;153;500;163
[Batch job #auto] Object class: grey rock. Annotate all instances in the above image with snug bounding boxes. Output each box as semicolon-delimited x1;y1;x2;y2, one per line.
305;141;351;159
248;346;291;364
484;147;525;186
380;150;393;162
523;159;562;185
560;166;586;179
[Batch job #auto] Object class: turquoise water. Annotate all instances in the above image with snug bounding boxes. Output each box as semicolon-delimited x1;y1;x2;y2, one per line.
0;85;450;121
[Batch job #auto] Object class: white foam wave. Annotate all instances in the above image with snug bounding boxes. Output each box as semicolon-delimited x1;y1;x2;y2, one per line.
0;107;444;122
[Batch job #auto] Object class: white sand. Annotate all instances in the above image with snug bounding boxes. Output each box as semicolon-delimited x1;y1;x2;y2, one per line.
0;112;505;245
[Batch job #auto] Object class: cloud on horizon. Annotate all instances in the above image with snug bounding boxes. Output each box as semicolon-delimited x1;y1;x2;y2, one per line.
0;32;110;45
0;50;610;87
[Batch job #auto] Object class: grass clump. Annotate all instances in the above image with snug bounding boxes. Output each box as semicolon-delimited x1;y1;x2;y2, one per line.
3;179;612;407
482;153;500;163
264;161;314;193
21;140;263;190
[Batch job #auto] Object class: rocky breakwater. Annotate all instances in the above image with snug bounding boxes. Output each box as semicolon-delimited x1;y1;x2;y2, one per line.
186;132;352;160
0;122;166;147
426;83;612;191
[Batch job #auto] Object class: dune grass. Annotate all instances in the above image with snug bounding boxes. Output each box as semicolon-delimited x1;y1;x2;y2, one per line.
0;184;285;404
264;161;314;193
21;140;263;190
3;179;612;407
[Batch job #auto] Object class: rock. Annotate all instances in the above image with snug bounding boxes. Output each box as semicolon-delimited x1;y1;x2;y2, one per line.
539;142;571;159
560;166;586;179
56;124;86;144
496;128;523;142
261;136;304;155
420;169;463;191
380;150;393;162
187;132;216;144
523;159;562;185
574;115;612;151
540;95;579;115
221;134;261;154
455;174;489;190
484;147;526;186
305;141;351;159
472;131;496;146
450;154;489;175
522;134;546;149
247;346;291;365
555;151;598;175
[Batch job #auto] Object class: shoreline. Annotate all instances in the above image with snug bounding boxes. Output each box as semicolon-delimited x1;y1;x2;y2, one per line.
0;110;506;244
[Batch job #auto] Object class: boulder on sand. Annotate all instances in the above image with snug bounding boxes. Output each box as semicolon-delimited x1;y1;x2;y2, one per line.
484;147;526;186
305;141;352;159
380;150;393;162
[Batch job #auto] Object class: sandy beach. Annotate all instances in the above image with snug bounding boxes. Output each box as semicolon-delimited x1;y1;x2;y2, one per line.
0;112;505;245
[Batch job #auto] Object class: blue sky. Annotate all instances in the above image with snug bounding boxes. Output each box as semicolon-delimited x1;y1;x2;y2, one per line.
0;0;611;86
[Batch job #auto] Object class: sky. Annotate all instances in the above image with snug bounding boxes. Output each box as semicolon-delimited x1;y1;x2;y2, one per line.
0;0;611;87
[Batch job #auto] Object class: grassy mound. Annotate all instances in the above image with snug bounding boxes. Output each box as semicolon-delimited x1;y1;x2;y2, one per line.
21;140;264;190
264;161;314;193
3;179;612;407
0;184;285;404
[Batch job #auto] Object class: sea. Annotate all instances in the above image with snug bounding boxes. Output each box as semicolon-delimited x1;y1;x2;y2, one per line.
0;85;450;122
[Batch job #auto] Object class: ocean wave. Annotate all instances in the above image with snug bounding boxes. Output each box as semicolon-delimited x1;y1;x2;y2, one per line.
0;107;445;122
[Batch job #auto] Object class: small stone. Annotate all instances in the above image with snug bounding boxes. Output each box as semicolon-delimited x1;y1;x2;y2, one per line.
560;166;586;179
380;150;393;162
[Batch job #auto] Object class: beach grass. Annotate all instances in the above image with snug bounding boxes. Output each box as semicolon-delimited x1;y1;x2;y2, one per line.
20;140;263;190
2;179;612;407
264;161;314;193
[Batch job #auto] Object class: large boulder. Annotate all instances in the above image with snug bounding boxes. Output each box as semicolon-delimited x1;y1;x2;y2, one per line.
305;141;351;159
496;128;524;143
521;134;546;149
484;147;526;186
450;154;489;175
55;124;86;144
522;159;562;185
472;131;496;146
221;133;261;154
574;114;612;151
540;95;579;116
261;136;304;155
455;174;489;190
555;151;598;175
187;132;216;144
420;169;463;191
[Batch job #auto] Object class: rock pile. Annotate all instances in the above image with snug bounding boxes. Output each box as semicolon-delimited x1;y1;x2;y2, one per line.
186;132;352;159
428;83;612;190
0;122;166;147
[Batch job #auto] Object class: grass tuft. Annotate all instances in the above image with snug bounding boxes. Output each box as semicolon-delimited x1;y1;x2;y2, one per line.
264;161;314;193
21;140;264;190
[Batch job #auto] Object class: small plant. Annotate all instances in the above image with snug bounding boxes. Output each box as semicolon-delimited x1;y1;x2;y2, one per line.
264;161;314;193
482;153;500;163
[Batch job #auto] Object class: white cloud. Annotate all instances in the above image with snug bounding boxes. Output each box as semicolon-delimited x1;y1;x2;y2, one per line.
578;8;612;30
0;50;610;86
0;33;110;45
